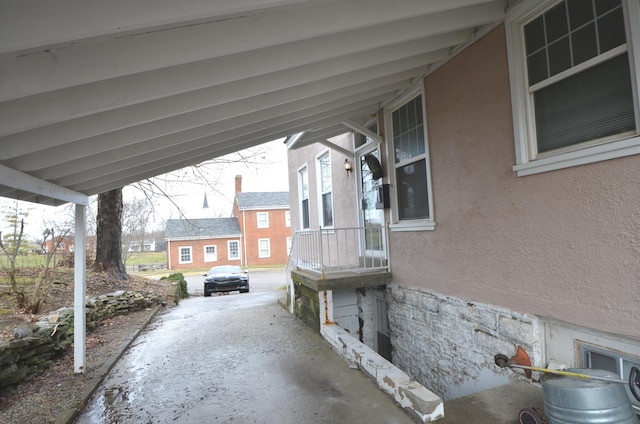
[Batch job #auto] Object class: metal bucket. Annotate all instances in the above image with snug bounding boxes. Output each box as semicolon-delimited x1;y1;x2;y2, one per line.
542;368;638;424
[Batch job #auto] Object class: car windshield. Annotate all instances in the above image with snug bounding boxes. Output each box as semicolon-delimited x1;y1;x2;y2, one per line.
208;266;243;275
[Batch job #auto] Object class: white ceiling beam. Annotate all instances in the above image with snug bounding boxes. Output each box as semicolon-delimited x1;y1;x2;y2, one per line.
0;164;89;205
1;45;451;158
52;97;386;186
0;1;503;106
9;68;420;170
0;0;313;54
0;12;482;134
34;83;402;177
66;102;379;192
342;120;383;143
0;0;501;98
319;139;354;158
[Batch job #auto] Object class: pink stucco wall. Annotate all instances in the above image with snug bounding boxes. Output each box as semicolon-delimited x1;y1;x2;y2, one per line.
389;25;640;340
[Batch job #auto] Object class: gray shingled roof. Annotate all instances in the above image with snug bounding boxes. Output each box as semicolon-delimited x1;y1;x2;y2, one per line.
165;218;241;240
236;192;289;210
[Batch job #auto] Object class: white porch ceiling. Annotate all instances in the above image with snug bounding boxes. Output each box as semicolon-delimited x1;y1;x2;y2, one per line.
0;0;506;206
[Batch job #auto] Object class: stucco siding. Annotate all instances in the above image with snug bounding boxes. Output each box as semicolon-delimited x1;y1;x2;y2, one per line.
287;133;359;233
390;25;640;340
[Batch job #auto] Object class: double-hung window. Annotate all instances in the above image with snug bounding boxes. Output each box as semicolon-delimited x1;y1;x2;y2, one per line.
258;238;271;258
317;151;333;227
386;92;434;231
178;246;192;264
228;240;240;260
507;0;640;176
257;212;269;228
299;166;310;229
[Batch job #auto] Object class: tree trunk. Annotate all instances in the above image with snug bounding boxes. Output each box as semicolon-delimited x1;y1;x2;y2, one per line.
93;188;127;279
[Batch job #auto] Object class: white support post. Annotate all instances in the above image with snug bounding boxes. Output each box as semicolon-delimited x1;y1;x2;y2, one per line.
73;203;86;374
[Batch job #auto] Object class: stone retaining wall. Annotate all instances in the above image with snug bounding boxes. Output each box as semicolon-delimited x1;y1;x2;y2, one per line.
0;291;165;392
388;284;541;400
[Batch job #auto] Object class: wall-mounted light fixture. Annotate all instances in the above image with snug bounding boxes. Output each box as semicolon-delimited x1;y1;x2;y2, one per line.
344;158;353;174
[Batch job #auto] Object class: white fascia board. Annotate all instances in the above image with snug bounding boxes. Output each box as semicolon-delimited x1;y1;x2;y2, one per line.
0;164;89;205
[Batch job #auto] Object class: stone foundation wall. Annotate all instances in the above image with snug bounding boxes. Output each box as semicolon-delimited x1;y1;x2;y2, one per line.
388;284;541;400
0;291;165;392
293;283;320;332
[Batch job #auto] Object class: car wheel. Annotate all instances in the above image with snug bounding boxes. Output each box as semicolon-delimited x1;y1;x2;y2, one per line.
204;290;211;297
240;289;249;293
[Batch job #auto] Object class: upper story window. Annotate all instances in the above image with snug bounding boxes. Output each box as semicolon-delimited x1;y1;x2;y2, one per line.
317;151;333;227
257;212;269;228
386;92;435;231
299;166;310;229
507;0;640;176
285;211;291;227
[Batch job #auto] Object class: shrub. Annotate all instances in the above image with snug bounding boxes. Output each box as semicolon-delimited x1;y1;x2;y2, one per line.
160;273;188;300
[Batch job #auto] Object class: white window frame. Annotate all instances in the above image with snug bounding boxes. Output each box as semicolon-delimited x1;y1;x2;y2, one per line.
228;240;240;260
286;236;292;255
285;211;291;227
384;88;435;232
298;165;310;229
316;150;334;228
178;246;192;264
257;212;269;228
204;245;217;262
506;0;640;177
258;238;271;258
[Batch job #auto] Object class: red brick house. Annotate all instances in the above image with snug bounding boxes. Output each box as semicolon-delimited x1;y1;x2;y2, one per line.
165;176;290;270
232;175;291;267
165;218;243;270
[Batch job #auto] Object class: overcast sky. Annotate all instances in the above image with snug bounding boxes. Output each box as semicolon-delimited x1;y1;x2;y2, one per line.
1;139;290;240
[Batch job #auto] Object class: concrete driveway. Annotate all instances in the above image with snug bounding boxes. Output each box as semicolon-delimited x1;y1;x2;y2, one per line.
75;270;416;424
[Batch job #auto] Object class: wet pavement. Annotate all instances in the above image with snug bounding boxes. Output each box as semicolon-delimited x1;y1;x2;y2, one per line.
75;271;416;424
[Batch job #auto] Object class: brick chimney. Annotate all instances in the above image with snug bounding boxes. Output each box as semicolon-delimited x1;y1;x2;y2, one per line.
235;175;242;194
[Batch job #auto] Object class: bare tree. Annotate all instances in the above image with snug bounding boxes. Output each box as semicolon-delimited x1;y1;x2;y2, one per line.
93;188;127;279
93;144;274;277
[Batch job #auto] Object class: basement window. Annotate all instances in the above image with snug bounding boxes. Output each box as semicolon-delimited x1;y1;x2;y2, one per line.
579;342;640;413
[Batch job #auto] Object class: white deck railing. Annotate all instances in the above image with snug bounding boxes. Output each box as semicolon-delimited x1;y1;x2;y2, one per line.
288;226;389;276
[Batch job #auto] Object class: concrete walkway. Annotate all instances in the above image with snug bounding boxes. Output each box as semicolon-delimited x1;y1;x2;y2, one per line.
71;269;545;423
75;289;418;424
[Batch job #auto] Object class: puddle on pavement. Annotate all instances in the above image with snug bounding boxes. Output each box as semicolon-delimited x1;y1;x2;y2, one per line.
82;385;137;423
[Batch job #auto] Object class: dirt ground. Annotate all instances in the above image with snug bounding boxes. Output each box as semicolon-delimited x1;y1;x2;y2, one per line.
0;268;174;424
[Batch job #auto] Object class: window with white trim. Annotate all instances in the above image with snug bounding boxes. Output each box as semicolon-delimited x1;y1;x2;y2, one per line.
286;236;292;255
317;151;333;227
228;240;240;260
299;166;310;229
285;211;291;227
386;93;434;230
258;238;271;258
507;0;640;176
178;246;192;264
257;212;269;228
204;245;217;262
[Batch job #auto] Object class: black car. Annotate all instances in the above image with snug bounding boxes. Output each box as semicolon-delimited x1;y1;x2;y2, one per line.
203;265;249;296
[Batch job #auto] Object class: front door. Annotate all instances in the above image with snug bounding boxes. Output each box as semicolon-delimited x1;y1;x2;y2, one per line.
358;147;385;258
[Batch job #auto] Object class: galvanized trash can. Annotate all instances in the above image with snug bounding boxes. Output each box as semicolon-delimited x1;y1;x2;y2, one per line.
542;368;638;424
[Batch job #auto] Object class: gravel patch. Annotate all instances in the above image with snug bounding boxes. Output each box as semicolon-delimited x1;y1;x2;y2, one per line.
0;307;163;424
